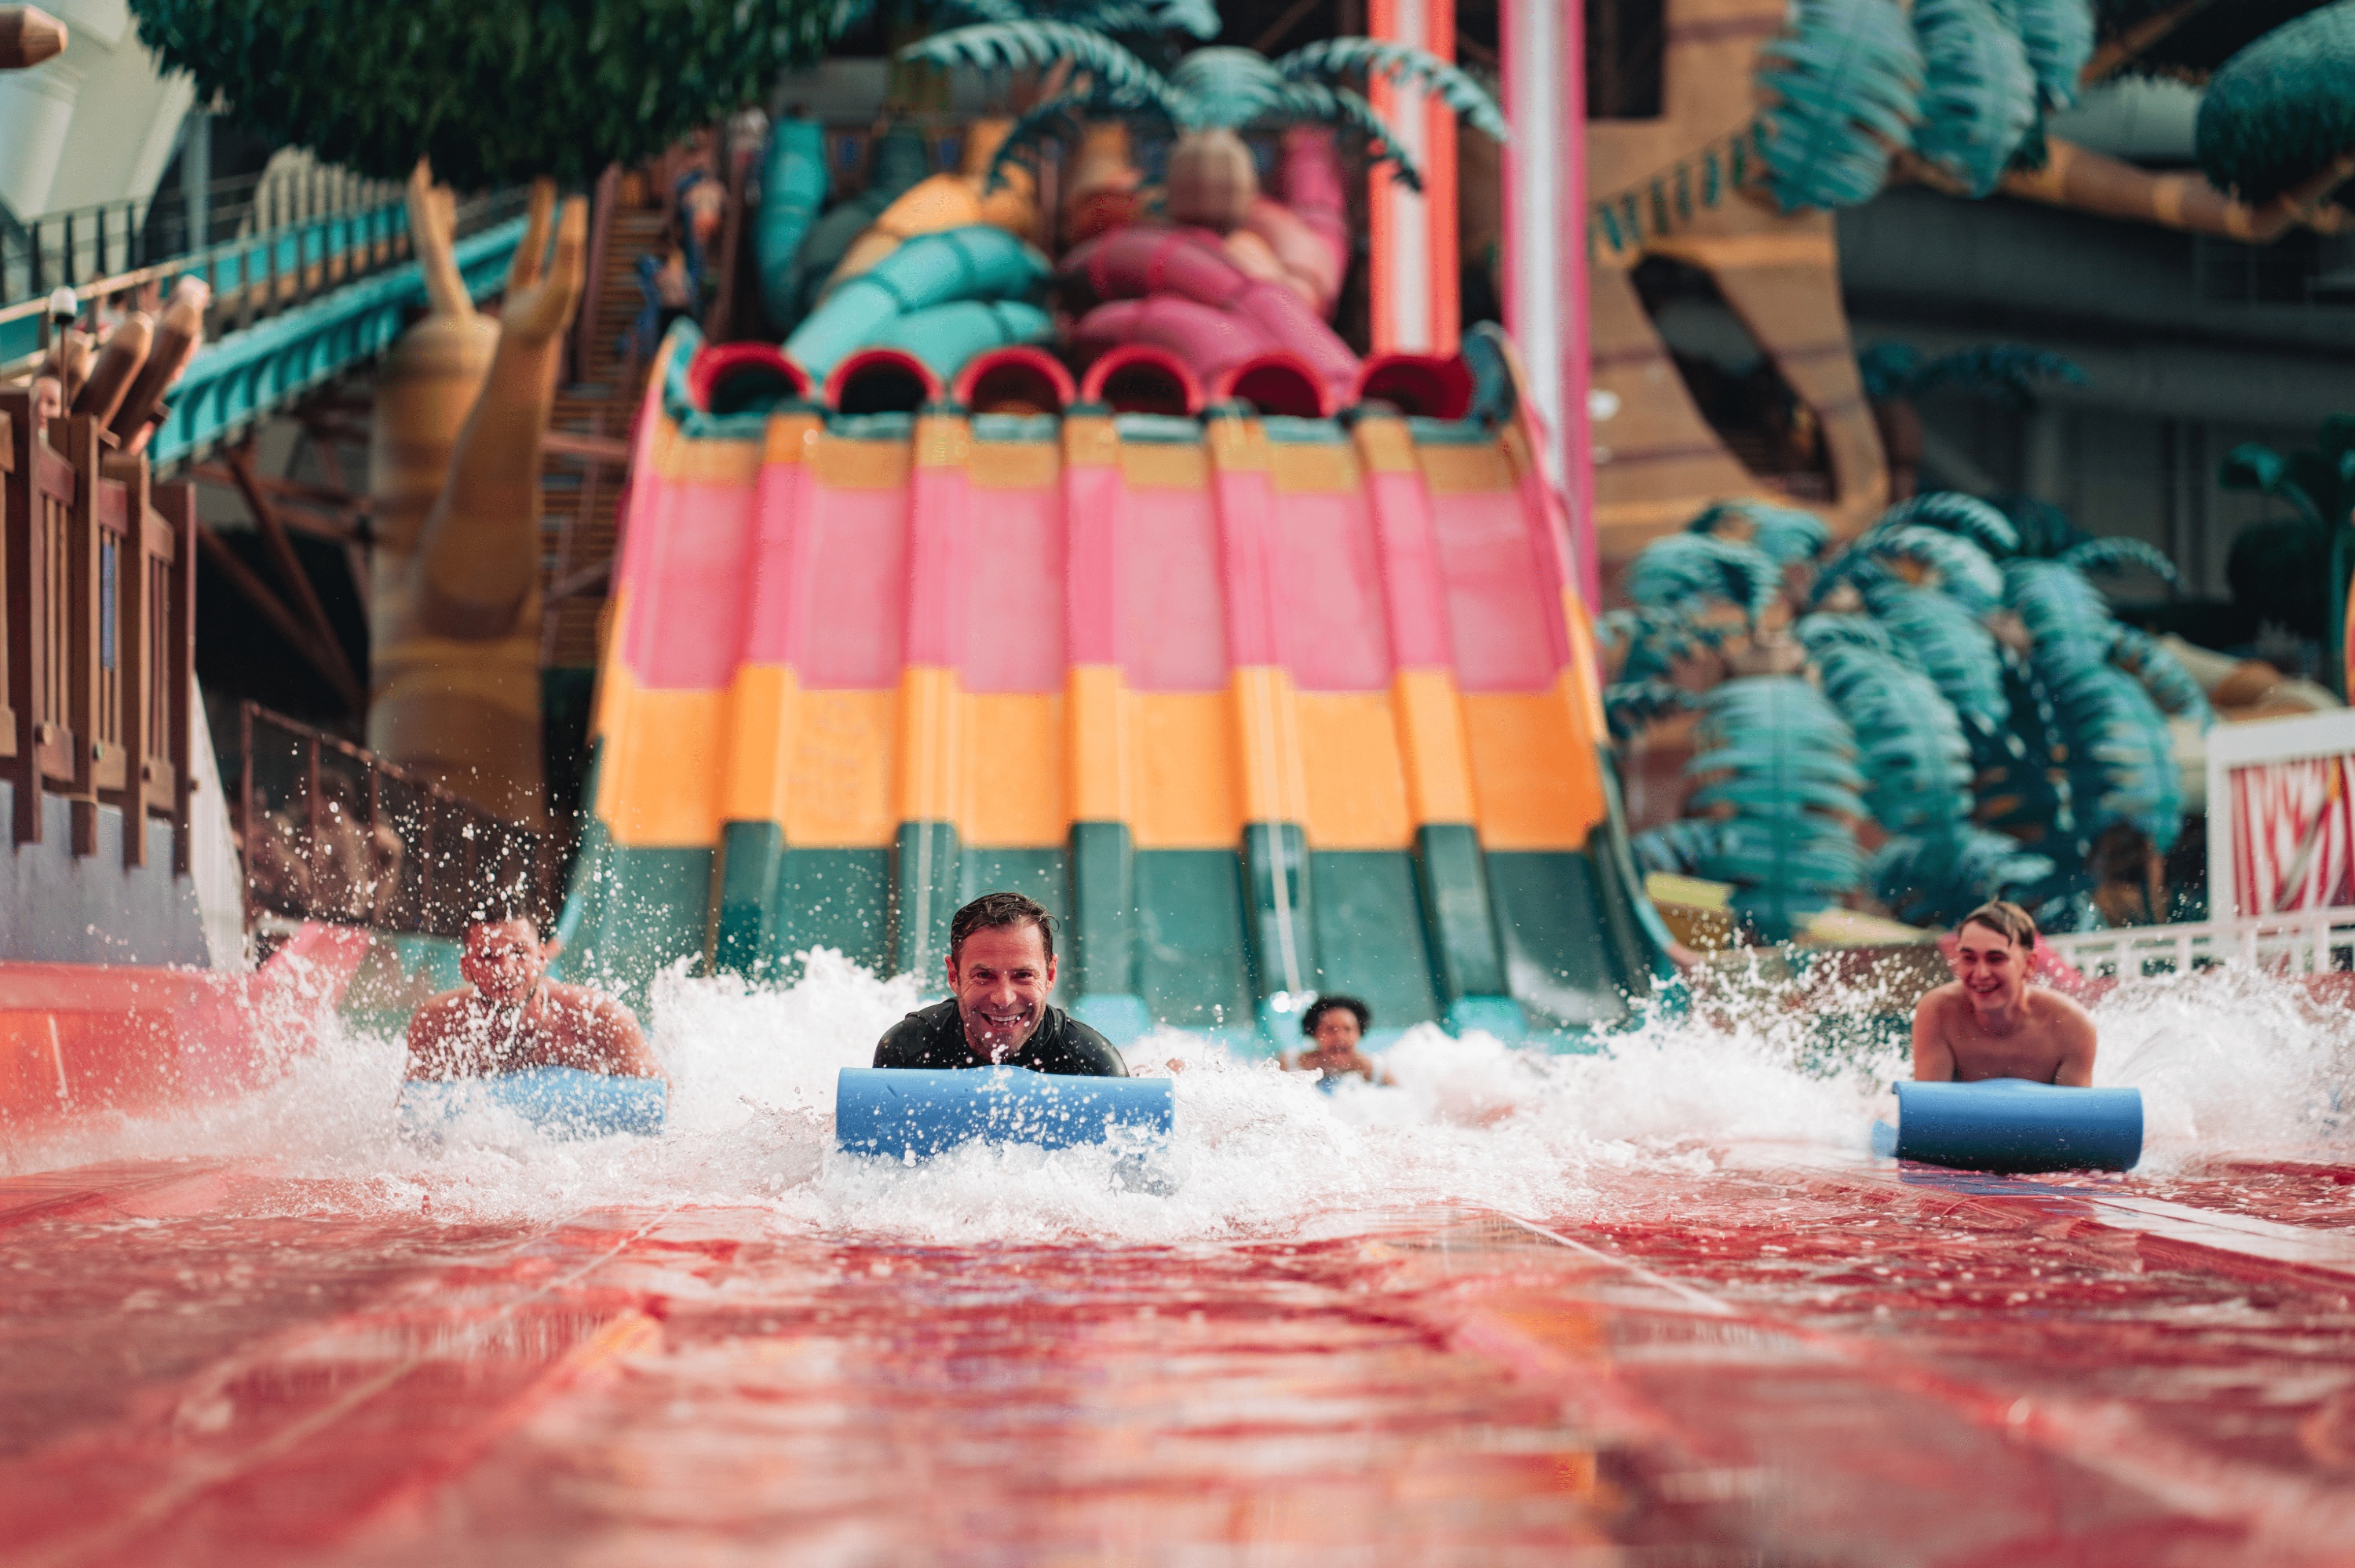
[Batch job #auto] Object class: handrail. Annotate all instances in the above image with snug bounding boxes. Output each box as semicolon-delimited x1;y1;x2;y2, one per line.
238;702;547;939
2043;906;2355;978
0;394;198;870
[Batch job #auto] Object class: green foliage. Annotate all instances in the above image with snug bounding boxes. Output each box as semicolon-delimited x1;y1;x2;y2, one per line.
130;0;840;188
1851;523;2006;613
1687;498;1832;567
2221;416;2355;644
1993;0;2097;109
1685;677;1867;940
1623;533;1781;624
1791;612;1893;656
1799;620;1976;835
1871;826;2057;928
1992;494;2091;559
1604;680;1698;741
1912;0;2041;195
2196;0;2355;202
1909;345;2088;406
1601;605;1729;686
1756;0;1925;212
1877;491;2023;557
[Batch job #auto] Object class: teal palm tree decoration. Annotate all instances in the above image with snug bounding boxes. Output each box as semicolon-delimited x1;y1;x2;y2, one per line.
1687;498;1832;567
1622;533;1781;625
1911;0;2041;195
899;19;1505;225
1994;0;2097;110
2196;0;2355;202
1755;0;1926;211
1798;616;1976;837
1872;826;2057;928
2221;416;2355;691
1685;678;1867;942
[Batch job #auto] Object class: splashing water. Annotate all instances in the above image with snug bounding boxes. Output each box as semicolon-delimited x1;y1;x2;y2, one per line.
13;950;2352;1242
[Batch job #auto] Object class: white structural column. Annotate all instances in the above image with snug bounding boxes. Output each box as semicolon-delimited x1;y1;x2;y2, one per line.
1497;0;1596;605
1367;0;1457;356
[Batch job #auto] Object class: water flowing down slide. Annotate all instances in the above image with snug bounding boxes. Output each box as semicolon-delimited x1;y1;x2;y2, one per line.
556;327;1675;1045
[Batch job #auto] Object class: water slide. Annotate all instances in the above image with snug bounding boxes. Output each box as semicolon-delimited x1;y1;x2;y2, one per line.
557;326;1676;1044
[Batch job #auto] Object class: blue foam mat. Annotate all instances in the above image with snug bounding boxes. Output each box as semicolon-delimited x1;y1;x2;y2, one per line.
1893;1078;2141;1172
836;1067;1174;1159
399;1067;668;1143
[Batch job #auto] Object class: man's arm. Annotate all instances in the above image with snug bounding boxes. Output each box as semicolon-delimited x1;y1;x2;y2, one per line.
2047;994;2098;1088
1911;991;1958;1083
403;997;462;1081
579;993;663;1080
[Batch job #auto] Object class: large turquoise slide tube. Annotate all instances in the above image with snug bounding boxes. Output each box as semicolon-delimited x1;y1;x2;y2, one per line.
784;226;1049;378
871;301;1053;380
756;119;829;334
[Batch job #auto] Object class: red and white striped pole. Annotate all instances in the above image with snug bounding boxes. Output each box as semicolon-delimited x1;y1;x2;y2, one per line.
1366;0;1459;356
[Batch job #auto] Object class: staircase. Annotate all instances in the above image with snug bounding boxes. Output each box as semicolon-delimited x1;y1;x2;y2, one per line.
538;202;672;673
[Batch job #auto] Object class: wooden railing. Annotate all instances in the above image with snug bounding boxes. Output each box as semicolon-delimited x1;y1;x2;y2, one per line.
238;704;546;939
0;390;196;870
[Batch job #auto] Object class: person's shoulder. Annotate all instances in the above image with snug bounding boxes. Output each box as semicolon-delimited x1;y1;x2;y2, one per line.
874;997;961;1065
542;977;630;1016
407;985;473;1030
2028;984;2097;1025
1046;1006;1129;1076
1915;980;1966;1014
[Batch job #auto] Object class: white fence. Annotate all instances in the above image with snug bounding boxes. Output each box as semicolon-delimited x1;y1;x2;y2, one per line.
2044;907;2355;979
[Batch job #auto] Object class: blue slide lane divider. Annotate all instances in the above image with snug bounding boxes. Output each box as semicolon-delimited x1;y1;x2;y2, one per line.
1886;1078;2143;1172
397;1066;668;1143
836;1067;1174;1160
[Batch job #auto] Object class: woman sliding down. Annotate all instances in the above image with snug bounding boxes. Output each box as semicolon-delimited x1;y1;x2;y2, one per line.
1911;902;2098;1087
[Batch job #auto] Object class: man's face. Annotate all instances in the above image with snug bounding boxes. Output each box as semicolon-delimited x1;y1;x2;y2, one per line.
462;919;546;1005
947;923;1056;1063
1950;921;2028;1016
1309;1007;1362;1056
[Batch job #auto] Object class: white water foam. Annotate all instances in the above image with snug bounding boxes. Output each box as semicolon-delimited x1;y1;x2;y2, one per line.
13;950;2352;1242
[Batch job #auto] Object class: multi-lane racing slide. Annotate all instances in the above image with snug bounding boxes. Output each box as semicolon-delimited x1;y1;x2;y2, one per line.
556;326;1674;1043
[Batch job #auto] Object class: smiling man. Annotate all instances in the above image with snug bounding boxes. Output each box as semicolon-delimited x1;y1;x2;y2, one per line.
1912;902;2097;1086
873;892;1128;1076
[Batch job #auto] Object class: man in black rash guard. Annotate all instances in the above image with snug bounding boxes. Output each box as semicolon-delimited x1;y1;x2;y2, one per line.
873;892;1128;1076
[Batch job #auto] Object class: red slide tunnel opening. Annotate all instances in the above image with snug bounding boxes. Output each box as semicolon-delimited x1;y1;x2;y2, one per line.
955;347;1077;417
1211;352;1335;420
1078;344;1204;418
688;344;815;416
1353;352;1477;421
824;348;944;417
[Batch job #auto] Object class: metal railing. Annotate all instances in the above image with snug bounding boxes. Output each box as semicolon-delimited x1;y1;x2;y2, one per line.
2043;907;2355;979
2;182;528;379
238;703;546;939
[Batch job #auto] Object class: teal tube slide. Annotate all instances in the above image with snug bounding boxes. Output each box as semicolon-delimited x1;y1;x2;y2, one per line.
756;119;829;334
782;129;931;326
786;226;1049;377
869;299;1054;380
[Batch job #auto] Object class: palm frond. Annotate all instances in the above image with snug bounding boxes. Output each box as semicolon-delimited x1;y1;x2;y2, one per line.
1857;341;1922;402
1275;37;1510;140
1276;81;1423;187
2059;536;2179;585
1910;344;2087;406
1864;580;2008;728
1810;640;1975;835
1992;0;2096;110
2108;625;2215;731
1623;533;1782;623
2219;441;2326;530
1794;611;1896;657
1992;494;2089;559
2196;2;2355;200
1630;819;1742;879
900;21;1182;113
1872;825;2057;928
1685;676;1868;939
1167;45;1287;128
1688;498;1832;567
1605;680;1698;741
1856;523;2005;612
1911;0;2040;196
1876;491;2021;557
1755;0;1926;212
986;86;1163;187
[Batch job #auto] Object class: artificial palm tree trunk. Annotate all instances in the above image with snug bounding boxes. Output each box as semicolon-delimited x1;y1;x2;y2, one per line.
2003;139;2355;242
367;176;586;827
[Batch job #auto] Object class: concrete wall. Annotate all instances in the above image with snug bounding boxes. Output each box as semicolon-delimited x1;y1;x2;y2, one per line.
0;0;192;219
0;786;207;968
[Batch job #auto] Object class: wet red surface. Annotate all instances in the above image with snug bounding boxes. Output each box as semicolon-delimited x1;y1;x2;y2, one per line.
2;1158;2352;1566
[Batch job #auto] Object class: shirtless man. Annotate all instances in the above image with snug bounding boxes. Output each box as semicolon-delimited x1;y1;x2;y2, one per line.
1911;901;2096;1086
405;917;663;1082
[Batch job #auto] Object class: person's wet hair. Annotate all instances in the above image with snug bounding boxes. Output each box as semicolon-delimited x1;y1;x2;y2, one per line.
1300;994;1371;1037
949;892;1056;964
1959;900;2037;950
